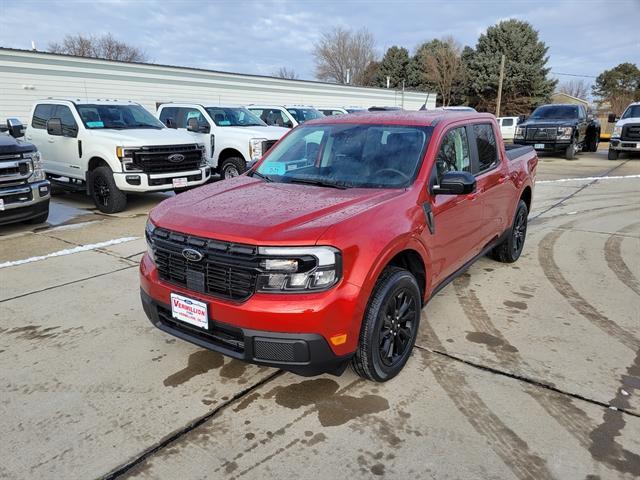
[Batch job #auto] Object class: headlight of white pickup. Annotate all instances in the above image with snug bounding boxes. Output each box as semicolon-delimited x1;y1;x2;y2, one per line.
116;146;142;172
612;126;622;138
256;246;341;292
557;126;574;140
25;151;46;182
249;138;267;161
514;126;525;139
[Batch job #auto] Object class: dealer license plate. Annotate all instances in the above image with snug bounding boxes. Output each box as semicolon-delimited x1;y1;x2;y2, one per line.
171;293;208;330
534;143;545;150
172;177;188;188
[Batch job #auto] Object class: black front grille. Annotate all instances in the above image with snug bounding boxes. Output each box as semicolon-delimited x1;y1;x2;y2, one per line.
262;140;278;154
1;188;32;205
622;124;640;141
150;228;259;301
525;127;557;141
133;144;202;173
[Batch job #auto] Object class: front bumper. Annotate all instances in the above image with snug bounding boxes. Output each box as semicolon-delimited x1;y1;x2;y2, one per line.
513;139;572;152
609;139;640;152
139;254;361;376
113;167;211;192
0;180;50;225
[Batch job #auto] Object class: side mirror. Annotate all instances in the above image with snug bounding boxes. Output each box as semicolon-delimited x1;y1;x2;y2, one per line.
187;118;199;132
165;117;176;128
6;118;24;138
607;113;617;123
46;118;63;136
432;171;476;195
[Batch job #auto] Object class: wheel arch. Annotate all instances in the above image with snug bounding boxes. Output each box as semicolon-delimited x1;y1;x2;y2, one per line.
519;185;532;212
218;148;246;165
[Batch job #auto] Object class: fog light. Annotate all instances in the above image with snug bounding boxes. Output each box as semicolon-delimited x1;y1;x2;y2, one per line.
126;175;141;186
330;334;347;346
38;184;50;196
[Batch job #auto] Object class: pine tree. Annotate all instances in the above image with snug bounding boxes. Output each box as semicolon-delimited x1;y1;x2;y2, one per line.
376;46;410;88
464;19;556;115
592;63;640;114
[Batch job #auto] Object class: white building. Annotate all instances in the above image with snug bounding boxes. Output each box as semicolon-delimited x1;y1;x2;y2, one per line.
0;48;436;122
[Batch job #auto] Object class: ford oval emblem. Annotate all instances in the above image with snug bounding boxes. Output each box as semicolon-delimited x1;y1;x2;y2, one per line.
182;248;203;262
168;153;185;163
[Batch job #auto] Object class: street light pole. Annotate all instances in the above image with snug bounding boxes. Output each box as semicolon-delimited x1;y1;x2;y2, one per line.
496;54;506;117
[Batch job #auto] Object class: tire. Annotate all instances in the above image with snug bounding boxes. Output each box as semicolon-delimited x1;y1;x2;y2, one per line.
174;187;192;194
351;266;421;382
565;139;577;160
608;148;620;160
220;157;246;180
88;165;127;213
491;200;528;263
587;134;599;152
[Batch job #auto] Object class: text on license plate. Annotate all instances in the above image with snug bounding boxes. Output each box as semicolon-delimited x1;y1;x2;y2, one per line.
172;177;188;188
171;293;208;329
534;144;545;150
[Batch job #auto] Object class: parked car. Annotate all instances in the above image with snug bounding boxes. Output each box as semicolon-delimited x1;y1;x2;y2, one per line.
513;103;600;159
344;107;368;114
0;118;50;225
246;105;324;129
24;99;210;213
318;107;348;116
607;102;640;160
497;116;521;141
431;106;478;112
157;104;288;179
140;110;537;381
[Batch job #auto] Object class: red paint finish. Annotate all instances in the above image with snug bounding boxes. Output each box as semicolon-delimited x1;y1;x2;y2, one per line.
140;111;537;362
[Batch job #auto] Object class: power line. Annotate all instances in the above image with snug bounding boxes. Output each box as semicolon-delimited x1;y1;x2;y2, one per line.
551;71;597;79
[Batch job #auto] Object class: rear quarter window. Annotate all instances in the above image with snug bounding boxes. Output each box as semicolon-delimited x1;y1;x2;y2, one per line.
32;104;55;129
473;124;499;172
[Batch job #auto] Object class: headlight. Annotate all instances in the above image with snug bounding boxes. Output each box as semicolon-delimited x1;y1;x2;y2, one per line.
256;246;341;292
25;151;46;182
514;126;525;139
557;126;574;140
612;126;622;138
249;138;267;161
145;218;156;263
196;143;207;166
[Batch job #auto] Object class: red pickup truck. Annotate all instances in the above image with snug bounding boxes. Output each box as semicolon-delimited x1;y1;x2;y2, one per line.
140;111;537;382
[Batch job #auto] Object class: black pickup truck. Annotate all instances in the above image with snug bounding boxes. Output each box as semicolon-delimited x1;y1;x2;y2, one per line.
514;104;600;160
0;119;50;225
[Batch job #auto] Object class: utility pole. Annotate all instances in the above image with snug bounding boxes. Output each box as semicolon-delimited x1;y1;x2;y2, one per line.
401;79;405;109
496;54;506;117
386;76;390;89
346;68;351;85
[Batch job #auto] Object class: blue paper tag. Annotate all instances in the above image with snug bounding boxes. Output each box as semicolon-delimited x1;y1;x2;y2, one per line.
86;121;104;128
218;120;231;126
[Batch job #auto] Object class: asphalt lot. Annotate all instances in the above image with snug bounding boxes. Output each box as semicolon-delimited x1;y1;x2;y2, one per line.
1;147;639;479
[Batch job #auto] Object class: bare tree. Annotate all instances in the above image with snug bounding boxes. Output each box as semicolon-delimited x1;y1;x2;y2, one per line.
313;27;376;86
558;79;591;100
420;37;466;107
48;34;148;62
273;67;299;80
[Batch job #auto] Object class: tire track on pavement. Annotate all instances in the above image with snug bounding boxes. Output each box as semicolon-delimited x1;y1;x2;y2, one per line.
604;221;640;296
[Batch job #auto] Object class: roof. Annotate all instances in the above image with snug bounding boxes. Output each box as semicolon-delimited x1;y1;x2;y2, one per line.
246;105;317;109
304;110;495;127
37;98;139;105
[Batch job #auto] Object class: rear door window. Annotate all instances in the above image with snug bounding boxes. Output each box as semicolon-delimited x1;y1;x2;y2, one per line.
32;104;55;129
434;126;471;184
472;124;499;172
54;105;78;137
502;118;513;127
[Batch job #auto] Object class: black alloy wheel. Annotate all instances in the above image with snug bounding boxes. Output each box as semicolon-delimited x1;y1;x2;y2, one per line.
511;205;527;258
378;289;417;367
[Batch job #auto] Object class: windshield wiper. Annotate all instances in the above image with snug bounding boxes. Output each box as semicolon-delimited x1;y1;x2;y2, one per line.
287;178;347;189
250;170;273;182
128;124;163;129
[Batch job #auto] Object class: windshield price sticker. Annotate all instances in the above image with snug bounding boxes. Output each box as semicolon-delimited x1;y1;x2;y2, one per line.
171;293;208;329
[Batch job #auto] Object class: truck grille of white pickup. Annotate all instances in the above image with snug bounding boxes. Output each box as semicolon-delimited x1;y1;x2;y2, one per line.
149;228;259;301
132;144;202;173
622;124;640;141
525;127;557;141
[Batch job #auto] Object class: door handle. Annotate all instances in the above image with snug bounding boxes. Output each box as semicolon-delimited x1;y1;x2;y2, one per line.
26;136;32;141
48;138;55;143
497;176;507;184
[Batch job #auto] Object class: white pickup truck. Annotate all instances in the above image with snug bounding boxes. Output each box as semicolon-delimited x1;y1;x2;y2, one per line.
25;99;210;213
608;102;640;160
157;104;288;179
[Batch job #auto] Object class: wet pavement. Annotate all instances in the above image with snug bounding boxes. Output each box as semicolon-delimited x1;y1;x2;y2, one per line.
1;148;639;479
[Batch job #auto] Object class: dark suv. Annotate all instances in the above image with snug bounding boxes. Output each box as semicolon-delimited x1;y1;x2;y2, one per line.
514;104;600;160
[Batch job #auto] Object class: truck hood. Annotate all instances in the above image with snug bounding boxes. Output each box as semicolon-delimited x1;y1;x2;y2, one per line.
150;176;403;244
221;125;289;140
615;118;640;127
86;128;198;146
520;119;577;128
0;134;36;155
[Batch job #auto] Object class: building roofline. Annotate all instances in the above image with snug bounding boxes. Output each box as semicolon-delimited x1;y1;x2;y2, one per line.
0;46;436;96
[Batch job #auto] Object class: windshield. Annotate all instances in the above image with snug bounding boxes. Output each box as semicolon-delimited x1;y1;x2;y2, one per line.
255;124;432;189
621;105;640;119
205;107;266;127
530;105;579;120
76;104;164;129
286;108;324;124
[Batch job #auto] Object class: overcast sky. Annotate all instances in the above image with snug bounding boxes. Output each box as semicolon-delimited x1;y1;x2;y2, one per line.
1;0;639;86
